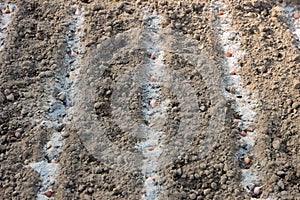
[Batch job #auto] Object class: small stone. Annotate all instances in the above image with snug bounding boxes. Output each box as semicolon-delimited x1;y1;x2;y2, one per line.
147;147;154;151
228;32;236;41
51;158;58;163
211;182;218;190
44;189;53;198
175;23;182;29
189;193;197;200
226;52;232;57
94;102;104;109
226;170;235;177
220;175;227;184
0;92;5;104
151;53;156;60
252;0;260;8
294;12;299;19
200;163;206;170
272;139;281;150
293;80;300;89
15;131;22;138
230;71;236;75
292;102;299;110
253;187;261;195
0;145;6;153
218;10;224;15
199;105;207;112
240;130;247;137
194;34;201;41
276;171;285;177
203;188;211;195
244;157;251;165
4;6;10;14
150;99;157;107
150;76;157;82
87;188;94;194
231;129;239;135
278;179;285;190
176;168;182;176
4;89;11;95
61;131;70;138
226;87;236;94
6;94;14;101
57;92;66;102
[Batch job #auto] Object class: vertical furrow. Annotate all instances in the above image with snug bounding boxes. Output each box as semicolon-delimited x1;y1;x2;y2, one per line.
211;1;261;198
28;5;85;199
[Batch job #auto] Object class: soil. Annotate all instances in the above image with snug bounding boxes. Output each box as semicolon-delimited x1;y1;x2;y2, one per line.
0;0;299;200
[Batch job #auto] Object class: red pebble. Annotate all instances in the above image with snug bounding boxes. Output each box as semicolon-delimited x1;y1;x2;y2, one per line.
150;76;157;82
44;190;53;198
294;12;299;19
226;52;232;57
240;130;247;137
151;53;156;60
230;71;237;75
147;147;155;151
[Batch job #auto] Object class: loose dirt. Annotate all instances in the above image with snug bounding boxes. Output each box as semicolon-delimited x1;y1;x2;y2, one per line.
0;0;299;200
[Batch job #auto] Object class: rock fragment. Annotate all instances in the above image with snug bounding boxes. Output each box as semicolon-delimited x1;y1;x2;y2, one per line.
293;80;300;89
0;92;5;104
6;94;14;101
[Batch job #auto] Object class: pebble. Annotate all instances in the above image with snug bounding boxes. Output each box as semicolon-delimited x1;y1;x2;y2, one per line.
226;52;232;57
228;32;237;41
147;147;154;151
57;92;66;102
150;76;157;82
252;0;260;8
200;163;206;170
231;129;239;135
194;34;201;41
244;157;251;165
253;187;261;195
189;193;197;200
199;105;207;112
272;139;281;150
226;170;235;177
227;87;236;94
4;6;10;14
278;179;285;190
151;53;156;60
276;171;285;177
94;101;104;109
0;92;5;104
218;10;224;15
211;182;218;190
294;12;299;19
203;188;211;195
61;131;70;138
240;130;247;137
6;94;14;101
150;99;157;107
230;71;236;75
44;189;53;198
176;168;183;176
293;80;300;89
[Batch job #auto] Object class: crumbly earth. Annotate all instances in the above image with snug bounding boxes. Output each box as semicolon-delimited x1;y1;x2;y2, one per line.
0;0;299;200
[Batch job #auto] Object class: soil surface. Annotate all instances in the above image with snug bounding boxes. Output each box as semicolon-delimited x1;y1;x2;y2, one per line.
0;0;299;200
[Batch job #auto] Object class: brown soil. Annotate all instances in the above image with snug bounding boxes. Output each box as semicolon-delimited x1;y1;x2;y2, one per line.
0;0;299;200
